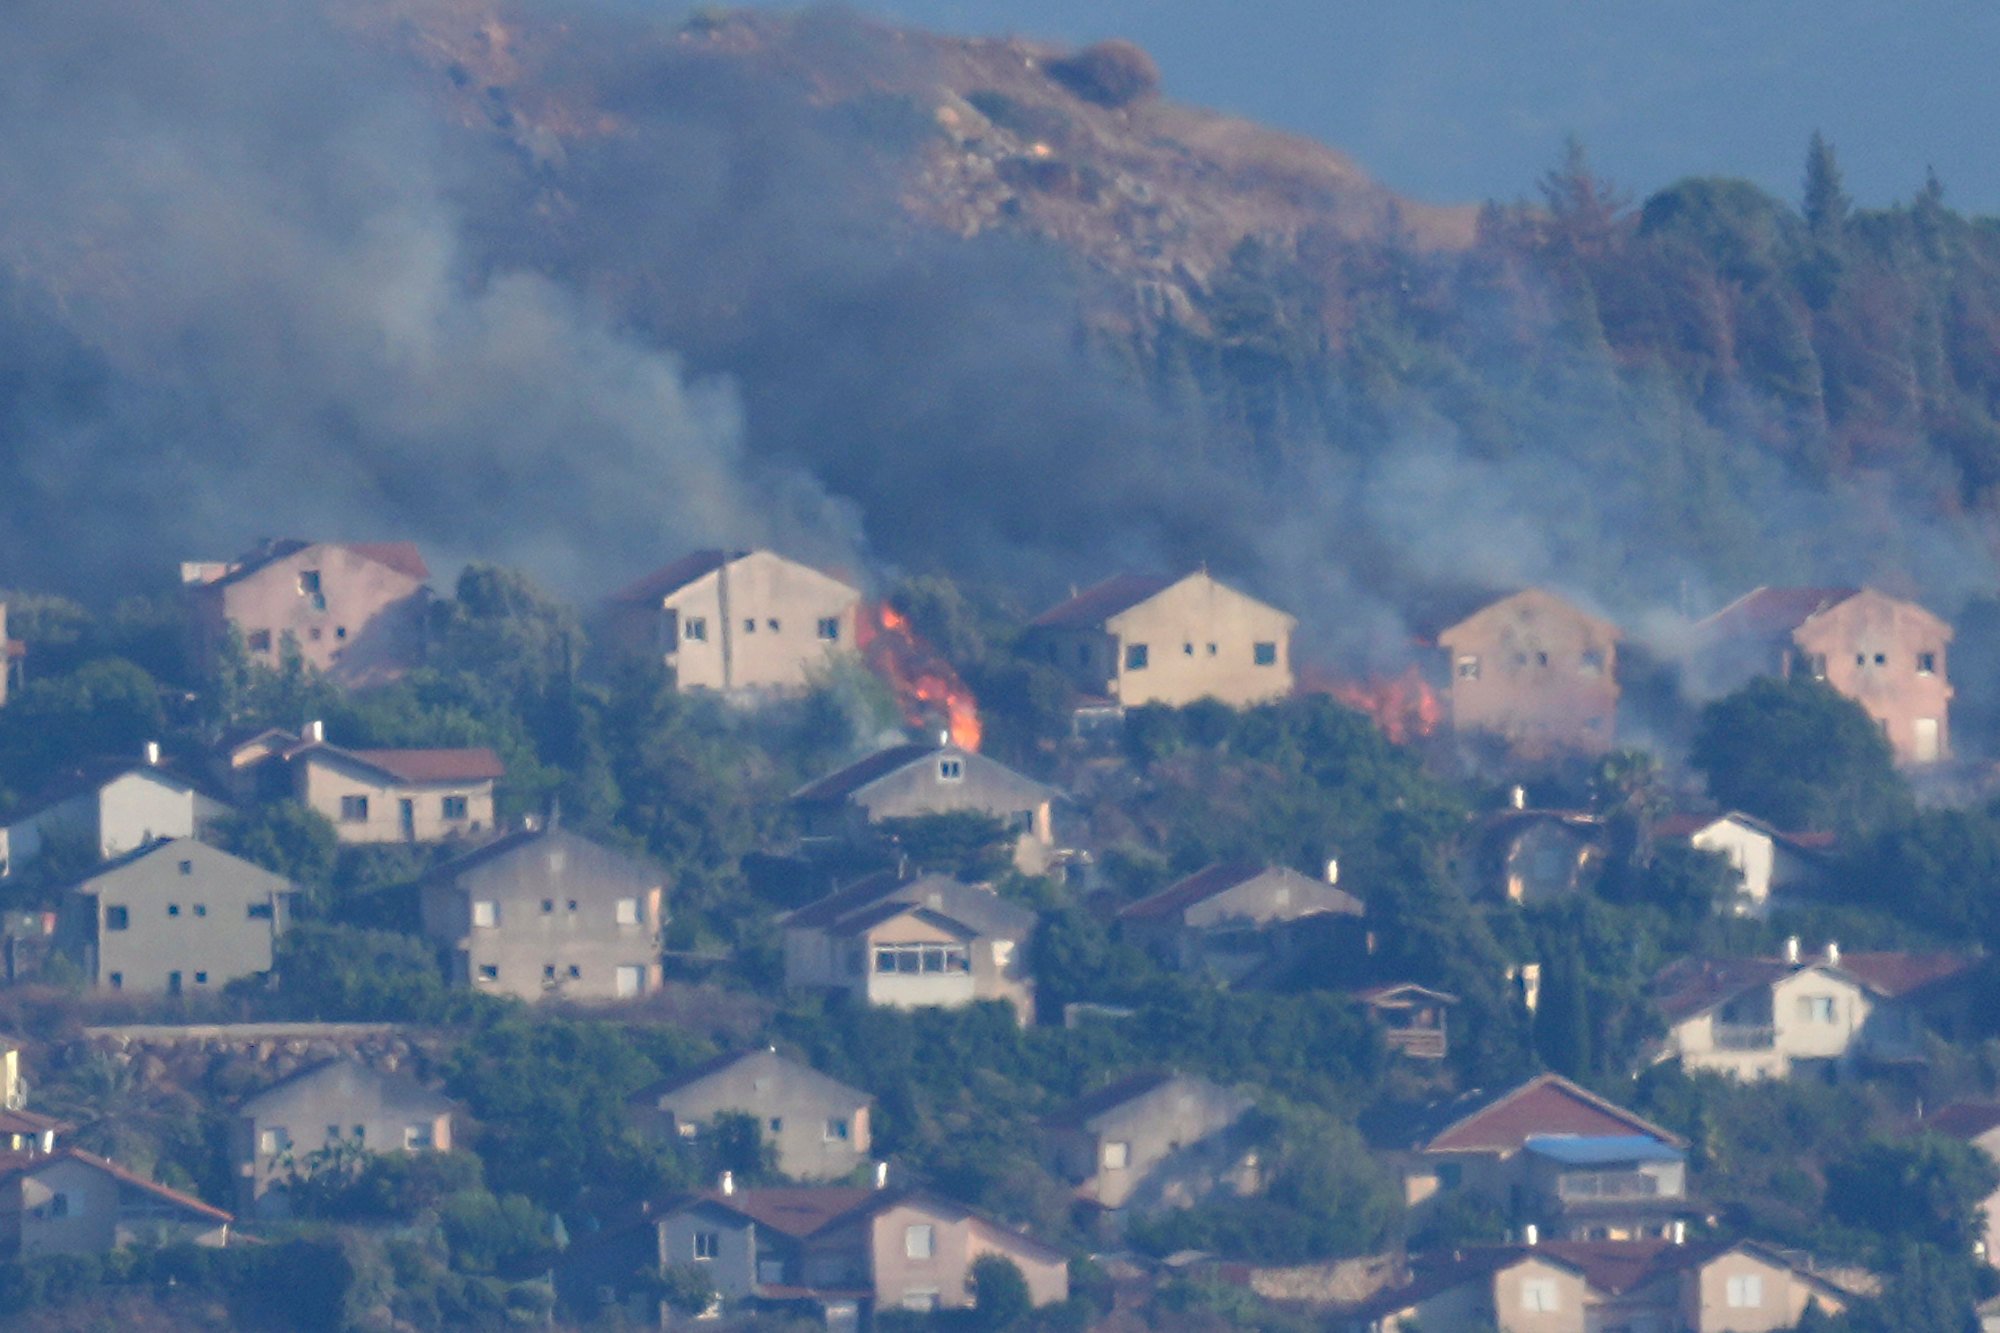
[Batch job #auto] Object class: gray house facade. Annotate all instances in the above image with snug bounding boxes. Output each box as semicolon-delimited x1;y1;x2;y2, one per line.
794;744;1061;874
65;838;293;994
420;827;665;1002
1117;863;1363;981
1046;1071;1257;1214
628;1048;873;1182
232;1057;458;1217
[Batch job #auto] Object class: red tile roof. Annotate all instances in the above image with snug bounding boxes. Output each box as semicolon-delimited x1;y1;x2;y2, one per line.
1420;1074;1684;1153
1835;951;1978;999
792;744;938;805
1028;574;1177;629
0;1149;232;1223
1699;586;1859;642
346;541;431;582
1653;956;1796;1024
1923;1102;2000;1142
693;1186;878;1239
607;550;744;605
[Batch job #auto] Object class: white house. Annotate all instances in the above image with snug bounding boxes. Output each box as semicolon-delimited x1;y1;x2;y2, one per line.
1654;811;1830;917
0;752;230;878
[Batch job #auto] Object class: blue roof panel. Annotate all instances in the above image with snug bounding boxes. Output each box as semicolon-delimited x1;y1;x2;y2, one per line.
1523;1134;1683;1166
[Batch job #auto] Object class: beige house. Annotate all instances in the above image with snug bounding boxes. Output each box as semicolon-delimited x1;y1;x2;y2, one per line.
794;743;1061;874
605;549;861;696
0;752;231;879
289;737;502;844
1435;589;1622;758
1926;1103;2000;1267
1026;571;1296;709
628;1048;872;1182
1044;1071;1256;1214
232;1058;458;1217
419;827;664;1002
182;539;431;687
1116;862;1363;981
782;872;1037;1024
66;838;294;995
1693;586;1954;764
1651;946;1976;1080
0;1149;231;1257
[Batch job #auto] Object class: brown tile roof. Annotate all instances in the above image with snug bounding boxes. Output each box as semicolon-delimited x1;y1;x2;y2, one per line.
209;539;429;588
691;1186;878;1239
1419;1074;1684;1153
1028;574;1177;629
0;1148;233;1223
607;549;743;605
792;744;936;804
1835;951;1978;999
304;745;505;784
1652;956;1796;1025
1699;586;1859;641
0;1108;70;1139
1923;1102;2000;1142
1043;1072;1178;1130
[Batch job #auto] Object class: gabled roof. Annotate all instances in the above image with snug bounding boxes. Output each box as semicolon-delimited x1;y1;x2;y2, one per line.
784;872;1036;941
1652;956;1799;1025
0;1107;70;1139
69;837;293;897
206;539;429;588
625;1047;871;1111
293;744;505;784
1654;809;1778;842
675;1186;880;1239
1435;587;1622;646
0;1148;233;1224
424;826;661;890
237;1057;458;1121
608;550;744;605
1834;951;1978;1000
1029;574;1179;630
1043;1071;1179;1130
792;745;936;804
346;542;431;582
1;757;213;827
1353;982;1460;1009
1923;1102;2000;1143
1698;586;1860;641
1416;1073;1685;1153
1116;862;1363;924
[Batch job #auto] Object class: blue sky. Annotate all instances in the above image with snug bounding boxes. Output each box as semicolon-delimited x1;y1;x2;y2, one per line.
791;1;2000;215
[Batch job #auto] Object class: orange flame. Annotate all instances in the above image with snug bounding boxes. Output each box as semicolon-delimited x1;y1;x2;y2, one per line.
858;603;983;751
1315;664;1442;745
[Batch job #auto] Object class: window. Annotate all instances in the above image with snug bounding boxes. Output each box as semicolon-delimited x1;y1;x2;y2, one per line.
1101;1141;1130;1170
684;617;708;642
874;944;969;974
248;903;274;920
543;965;557;982
616;898;641;925
567;899;579;913
178;860;193;876
768;1117;783;1134
248;629;272;654
1808;653;1828;679
193;904;207;917
1726;1274;1765;1308
335;626;347;640
442;795;469;821
477;964;499;981
1919;651;1938;674
1125;643;1149;671
472;901;498;928
353;1125;366;1143
1797;995;1837;1024
108;973;122;989
308;627;322;641
825;1117;851;1142
1207;642;1218;656
326;1124;341;1141
1536;651;1550;667
541;899;555;915
904;1224;935;1259
105;906;129;931
1520;1278;1560;1312
817;617;841;641
567;964;581;979
1456;654;1481;679
938;758;964;781
615;965;644;997
194;971;208;985
1182;641;1194;656
901;1292;940;1313
259;1127;292;1156
1874;652;1887;666
693;1231;720;1261
299;570;322;596
743;618;757;633
404;1124;435;1150
766;618;781;632
167;904;180;917
1253;641;1278;666
339;795;369;823
44;1192;70;1220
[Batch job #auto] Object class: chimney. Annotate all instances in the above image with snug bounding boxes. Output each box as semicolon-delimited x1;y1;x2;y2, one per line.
1825;941;1840;966
304;719;325;744
1783;936;1800;965
938;729;951;748
1672;1220;1686;1245
1324;858;1339;886
1523;1223;1538;1247
719;1171;735;1196
143;741;161;767
873;1161;889;1190
1509;785;1526;810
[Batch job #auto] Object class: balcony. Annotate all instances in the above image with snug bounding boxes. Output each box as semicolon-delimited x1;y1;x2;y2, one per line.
1384;1027;1447;1059
1556;1172;1663;1201
1713;1023;1776;1051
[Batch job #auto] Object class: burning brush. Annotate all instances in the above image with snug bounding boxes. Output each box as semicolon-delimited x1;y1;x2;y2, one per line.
857;603;983;751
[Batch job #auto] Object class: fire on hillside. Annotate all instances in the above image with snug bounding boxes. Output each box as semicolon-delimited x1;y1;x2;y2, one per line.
1306;664;1443;745
857;604;983;751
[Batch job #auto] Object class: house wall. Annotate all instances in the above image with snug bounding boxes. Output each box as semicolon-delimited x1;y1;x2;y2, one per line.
234;1076;454;1216
99;771;223;861
640;1063;871;1182
632;552;860;695
966;1218;1069;1307
1031;627;1119;700
192;543;428;687
83;841;289;994
1102;575;1295;708
868;1202;1067;1312
1438;591;1620;758
1691;820;1772;912
295;755;494;845
1684;1251;1836;1332
860;916;982;1014
14;1159;123;1256
1674;969;1870;1080
1490;1256;1590;1333
658;1210;758;1299
1072;1079;1252;1211
1790;591;1952;764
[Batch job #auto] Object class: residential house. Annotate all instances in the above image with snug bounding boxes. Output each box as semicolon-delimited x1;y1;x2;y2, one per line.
1401;1073;1695;1244
232;1058;458;1217
0;1040;70;1155
605;549;861;696
182;538;431;687
1692;586;1954;764
793;743;1061;875
1651;945;1978;1081
1434;589;1622;758
781;872;1037;1024
64;839;294;995
561;1182;1067;1326
419;827;664;1002
0;1149;231;1256
1044;1072;1256;1215
289;734;502;844
627;1048;872;1182
0;750;231;879
1025;571;1297;709
1352;983;1459;1060
1116;862;1363;983
1653;812;1832;917
1473;806;1609;905
1926;1103;2000;1267
1339;1239;1853;1333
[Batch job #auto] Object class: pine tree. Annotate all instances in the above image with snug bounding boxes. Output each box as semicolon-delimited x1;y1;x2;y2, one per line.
1801;131;1850;237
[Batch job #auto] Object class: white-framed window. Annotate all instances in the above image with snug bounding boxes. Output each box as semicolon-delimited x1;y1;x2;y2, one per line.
1726;1274;1765;1308
1253;641;1278;667
693;1231;720;1261
1520;1278;1559;1312
259;1127;292;1157
1796;995;1837;1024
472;900;498;928
817;618;840;641
1101;1140;1130;1170
1456;655;1480;679
615;965;645;998
616;897;641;926
873;943;969;974
683;617;707;642
1125;643;1149;671
339;795;369;823
404;1123;435;1150
905;1224;934;1259
938;758;964;781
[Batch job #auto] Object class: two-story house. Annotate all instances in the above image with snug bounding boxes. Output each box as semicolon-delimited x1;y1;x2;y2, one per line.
1652;811;1832;917
1434;589;1623;758
0;1149;232;1257
561;1182;1068;1327
182;539;431;687
1473;804;1610;905
1692;586;1954;764
627;1048;873;1182
289;734;502;844
1116;862;1364;983
63;839;294;995
1400;1074;1695;1244
1352;983;1460;1060
1025;571;1297;710
420;827;664;1002
782;872;1037;1024
1340;1239;1854;1333
1043;1072;1257;1217
793;743;1061;875
1652;945;1978;1080
232;1058;458;1218
605;549;861;697
0;750;231;879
